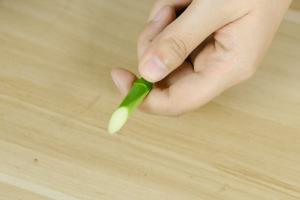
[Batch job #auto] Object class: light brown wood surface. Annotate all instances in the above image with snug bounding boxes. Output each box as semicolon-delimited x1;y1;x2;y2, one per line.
0;0;299;199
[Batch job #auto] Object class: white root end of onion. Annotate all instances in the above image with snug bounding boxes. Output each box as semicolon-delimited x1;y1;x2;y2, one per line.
108;107;129;134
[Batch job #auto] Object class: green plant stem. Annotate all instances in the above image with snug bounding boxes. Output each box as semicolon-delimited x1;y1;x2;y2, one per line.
108;78;153;134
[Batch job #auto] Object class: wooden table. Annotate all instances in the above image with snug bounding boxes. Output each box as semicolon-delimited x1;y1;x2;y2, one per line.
0;0;299;199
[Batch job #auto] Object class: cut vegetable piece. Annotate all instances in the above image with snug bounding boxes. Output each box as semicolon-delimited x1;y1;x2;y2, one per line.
108;78;153;134
108;107;129;134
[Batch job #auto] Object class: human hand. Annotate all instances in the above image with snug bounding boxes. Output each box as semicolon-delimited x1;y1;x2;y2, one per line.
111;0;291;115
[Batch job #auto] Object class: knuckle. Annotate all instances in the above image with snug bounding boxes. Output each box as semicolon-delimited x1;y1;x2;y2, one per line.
138;21;156;46
138;24;152;44
163;35;188;62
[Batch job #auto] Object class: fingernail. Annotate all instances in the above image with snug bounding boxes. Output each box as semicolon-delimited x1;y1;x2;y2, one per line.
142;56;167;82
112;75;121;89
112;74;124;93
152;7;165;22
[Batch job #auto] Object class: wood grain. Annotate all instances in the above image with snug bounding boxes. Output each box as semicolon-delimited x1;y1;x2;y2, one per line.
0;0;299;199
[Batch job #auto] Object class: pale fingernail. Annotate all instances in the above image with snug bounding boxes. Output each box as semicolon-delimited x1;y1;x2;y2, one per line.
112;75;126;94
142;56;167;82
112;74;120;88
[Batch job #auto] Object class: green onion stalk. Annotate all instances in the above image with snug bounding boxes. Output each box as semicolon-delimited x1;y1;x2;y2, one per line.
108;78;153;134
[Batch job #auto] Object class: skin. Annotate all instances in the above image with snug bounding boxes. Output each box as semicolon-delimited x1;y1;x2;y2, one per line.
111;0;292;116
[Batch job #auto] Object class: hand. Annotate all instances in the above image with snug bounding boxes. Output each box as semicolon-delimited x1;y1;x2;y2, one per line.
111;0;291;116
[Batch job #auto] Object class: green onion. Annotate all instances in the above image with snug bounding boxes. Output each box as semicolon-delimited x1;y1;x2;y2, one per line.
108;78;153;134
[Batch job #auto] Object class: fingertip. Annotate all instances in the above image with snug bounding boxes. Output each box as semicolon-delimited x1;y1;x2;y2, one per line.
111;68;137;96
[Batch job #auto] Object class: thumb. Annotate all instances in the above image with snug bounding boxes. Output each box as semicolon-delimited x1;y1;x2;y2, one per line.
139;1;240;82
